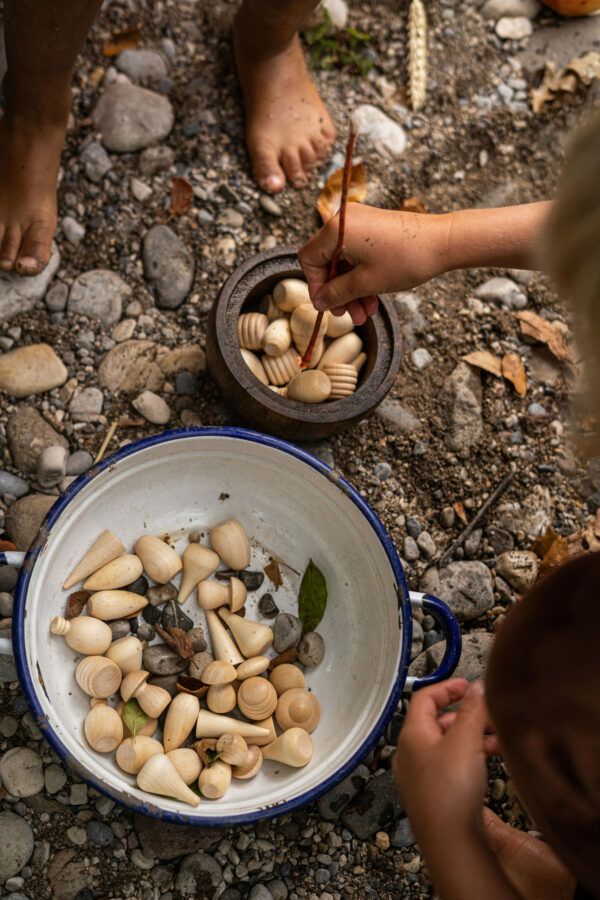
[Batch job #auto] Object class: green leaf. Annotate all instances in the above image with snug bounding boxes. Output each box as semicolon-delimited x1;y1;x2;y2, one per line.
298;558;327;635
122;698;147;738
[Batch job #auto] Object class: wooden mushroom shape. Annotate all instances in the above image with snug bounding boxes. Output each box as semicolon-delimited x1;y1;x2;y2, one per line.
84;703;123;752
137;753;201;807
75;656;122;699
50;615;112;655
63;530;126;590
218;608;273;658
121;670;171;718
237;656;270;680
116;701;158;738
232;745;263;779
269;664;305;696
205;609;244;665
166;748;202;785
87;590;148;620
163;692;200;752
209;519;250;570
197;581;229;610
135;535;182;584
228;576;246;613
201;660;237;685
215;732;249;766
116;736;164;774
83;554;143;591
198;760;231;799
178;544;220;604
206;684;237;714
195;710;270;740
105;635;144;675
261;727;313;767
276;689;321;734
237;676;278;721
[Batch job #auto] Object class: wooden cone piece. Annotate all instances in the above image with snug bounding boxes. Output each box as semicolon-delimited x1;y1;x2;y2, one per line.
163;693;200;752
166;748;202;784
261;727;313;767
219;607;273;658
198;760;231;799
178;544;220;604
63;530;125;590
245;715;277;748
137;753;201;807
83;554;143;591
195;709;270;739
135;535;182;584
116;736;164;774
87;590;148;620
205;609;244;665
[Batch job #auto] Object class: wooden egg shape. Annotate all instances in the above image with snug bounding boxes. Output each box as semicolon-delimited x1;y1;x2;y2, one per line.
121;670;171;718
50;615;112;655
240;348;269;385
229;576;246;613
137;753;201;807
205;609;244;665
135;535;182;584
350;351;368;374
262;348;300;386
326;310;355;338
195;710;270;739
321;363;358;400
163;692;200;752
63;530;126;590
76;656;122;699
245;715;277;747
116;735;164;774
238;312;269;351
207;683;237;714
201;660;237;685
198;760;231;799
287;370;331;404
290;304;329;356
273;278;310;312
219;608;274;658
237;676;278;721
87;590;148;621
305;338;325;369
261;727;313;767
116;701;158;739
237;656;270;680
105;635;144;675
216;732;249;766
232;745;263;779
259;293;281;322
166;748;202;784
209;519;250;570
269;663;305;696
276;688;321;733
89;697;108;708
317;332;363;370
83;554;143;591
84;703;123;752
197;580;229;610
178;544;220;604
262;318;292;357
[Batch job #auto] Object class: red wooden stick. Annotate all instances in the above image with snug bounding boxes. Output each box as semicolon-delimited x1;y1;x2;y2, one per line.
300;125;357;369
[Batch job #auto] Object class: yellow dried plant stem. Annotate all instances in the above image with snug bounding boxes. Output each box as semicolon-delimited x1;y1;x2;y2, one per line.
408;0;427;111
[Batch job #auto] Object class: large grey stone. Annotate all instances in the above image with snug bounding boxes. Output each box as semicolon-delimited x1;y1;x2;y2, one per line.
440;362;482;452
134;814;221;860
0;811;34;881
421;561;494;622
519;17;600;76
342;770;404;839
351;105;406;156
376;399;422;433
495;550;539;592
98;340;167;393
0;471;30;499
5;493;56;551
175;852;223;896
0;747;44;798
495;485;551;538
48;848;90;900
475;276;527;311
116;49;167;83
0;245;60;322
7;407;68;475
143;226;194;308
317;764;370;821
410;631;494;683
68;270;131;325
92;83;174;152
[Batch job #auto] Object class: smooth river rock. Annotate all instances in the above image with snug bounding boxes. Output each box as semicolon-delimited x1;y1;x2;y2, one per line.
0;244;60;322
5;493;57;550
0;746;44;797
99;340;167;393
7;407;68;474
0;811;34;881
142;643;189;676
440;362;482;452
143;225;194;308
421;561;494;622
132;390;171;425
93;82;174;152
68;269;131;325
0;344;68;398
410;631;494;683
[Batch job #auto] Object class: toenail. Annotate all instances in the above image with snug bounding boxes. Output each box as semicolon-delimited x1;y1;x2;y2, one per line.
263;174;284;192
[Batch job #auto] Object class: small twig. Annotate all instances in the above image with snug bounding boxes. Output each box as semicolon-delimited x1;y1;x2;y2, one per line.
93;421;118;464
436;469;516;567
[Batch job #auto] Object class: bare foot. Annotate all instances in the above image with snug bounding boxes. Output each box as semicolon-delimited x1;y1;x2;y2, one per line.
234;21;336;193
484;808;577;900
0;110;64;275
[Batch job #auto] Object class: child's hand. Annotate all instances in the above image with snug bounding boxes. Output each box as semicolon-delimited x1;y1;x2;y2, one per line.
297;203;451;323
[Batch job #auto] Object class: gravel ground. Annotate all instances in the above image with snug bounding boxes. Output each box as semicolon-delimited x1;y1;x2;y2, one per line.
1;0;600;897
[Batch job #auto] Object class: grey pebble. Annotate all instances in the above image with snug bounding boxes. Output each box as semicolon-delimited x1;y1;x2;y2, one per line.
146;582;177;606
527;402;547;418
143;643;190;676
260;195;282;216
189;651;214;679
86;820;114;846
374;461;392;481
147;674;180;697
45;282;69;312
298;632;325;667
416;531;436;558
0;471;29;499
403;536;419;562
440;506;455;529
44;763;67;795
249;887;273;900
137;623;155;642
109;620;131;640
175;371;198;395
68;270;130;326
412;347;432;370
161;604;193;631
143;225;194;309
391;817;415;848
187;627;207;652
142;605;161;626
423;629;444;650
258;593;279;617
69;783;88;805
0;811;34;881
80;141;112;183
66;450;93;476
405;516;422;538
464;528;482;557
123;574;149;596
0;747;44;798
272;613;303;653
0;715;18;737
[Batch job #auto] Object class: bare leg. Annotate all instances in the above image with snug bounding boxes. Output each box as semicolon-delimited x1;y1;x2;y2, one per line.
234;0;336;193
0;0;102;274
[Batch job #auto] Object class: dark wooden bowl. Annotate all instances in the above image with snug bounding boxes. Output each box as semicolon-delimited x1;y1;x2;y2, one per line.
206;246;402;441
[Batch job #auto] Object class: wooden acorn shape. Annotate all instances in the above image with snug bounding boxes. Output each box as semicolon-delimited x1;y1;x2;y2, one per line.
290;304;329;356
63;530;126;590
83;554;143;591
178;544;220;604
105;635;144;675
209;519;250;570
259;293;281;322
229;576;246;613
197;580;229;610
238;312;269;351
261;727;313;767
262;348;300;386
219;607;274;658
245;716;277;747
273;278;310;312
326;310;355;338
201;660;237;685
207;683;237;714
232;745;263;779
262;318;292;357
163;692;200;752
205;609;244;665
317;332;363;370
240;348;269;385
116;735;164;774
50;615;112;655
321;363;358;400
166;748;202;784
135;535;182;584
237;656;270;680
195;709;270;739
121;670;171;718
87;590;148;621
198;760;231;799
137;753;201;807
350;351;367;374
276;689;321;733
116;701;158;738
216;732;249;766
76;655;122;699
84;703;123;752
237;676;278;721
269;663;305;696
287;370;331;404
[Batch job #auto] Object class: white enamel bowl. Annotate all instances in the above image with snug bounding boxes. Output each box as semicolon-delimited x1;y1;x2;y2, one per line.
6;428;460;825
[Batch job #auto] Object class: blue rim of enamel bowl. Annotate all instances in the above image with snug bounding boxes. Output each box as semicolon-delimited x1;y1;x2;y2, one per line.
12;426;411;826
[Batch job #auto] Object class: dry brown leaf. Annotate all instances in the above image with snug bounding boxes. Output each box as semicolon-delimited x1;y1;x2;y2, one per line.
102;25;142;57
501;353;527;397
517;311;572;363
531;52;600;113
118;417;145;428
155;624;195;659
264;560;283;590
176;675;209;697
532;526;569;569
66;590;91;619
268;647;299;670
532;526;559;558
317;163;367;224
399;196;428;214
453;501;468;525
463;350;502;378
169;178;194;218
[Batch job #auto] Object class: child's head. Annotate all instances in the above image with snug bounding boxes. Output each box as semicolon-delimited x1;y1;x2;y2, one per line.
485;552;600;894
